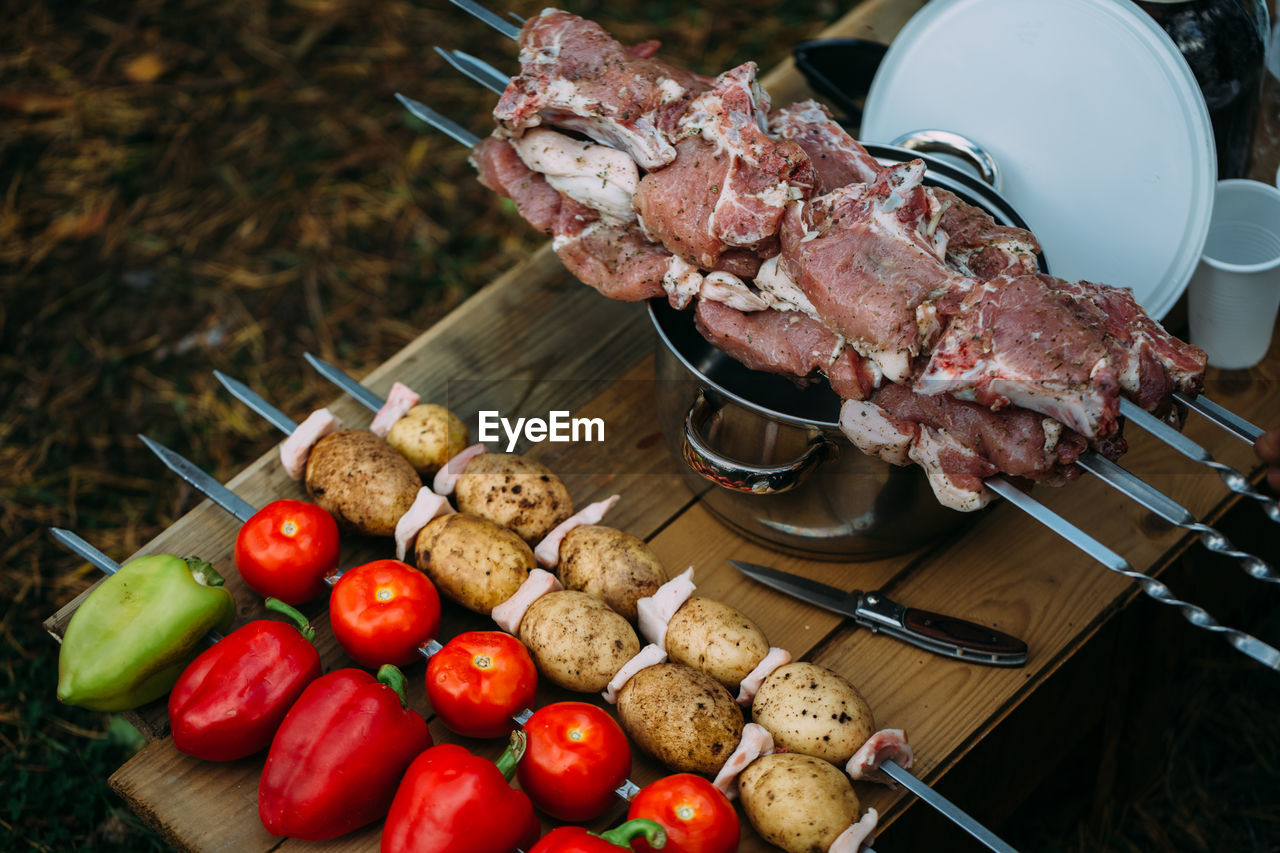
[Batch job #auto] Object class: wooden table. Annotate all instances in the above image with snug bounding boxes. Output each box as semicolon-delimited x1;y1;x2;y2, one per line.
45;0;1280;850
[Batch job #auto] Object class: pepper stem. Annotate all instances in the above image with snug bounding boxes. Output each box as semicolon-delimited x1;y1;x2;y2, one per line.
595;818;667;849
184;557;224;587
264;598;316;643
376;664;409;709
494;730;527;782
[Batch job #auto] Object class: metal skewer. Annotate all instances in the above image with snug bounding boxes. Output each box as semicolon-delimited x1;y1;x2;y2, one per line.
305;353;386;412
449;0;521;40
311;345;1278;588
435;48;509;95
879;760;1014;853
138;434;257;523
1174;392;1265;444
394;94;480;148
139;434;259;524
138;433;368;596
1076;452;1278;584
1121;400;1280;524
985;477;1280;671
212;371;299;435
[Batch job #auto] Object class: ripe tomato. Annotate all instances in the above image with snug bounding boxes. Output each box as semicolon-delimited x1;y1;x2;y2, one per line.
329;560;440;669
425;631;537;739
627;773;739;853
517;701;631;822
234;499;340;605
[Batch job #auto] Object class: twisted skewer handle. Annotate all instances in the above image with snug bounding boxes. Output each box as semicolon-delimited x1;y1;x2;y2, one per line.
1078;453;1279;584
986;478;1280;671
1121;401;1280;525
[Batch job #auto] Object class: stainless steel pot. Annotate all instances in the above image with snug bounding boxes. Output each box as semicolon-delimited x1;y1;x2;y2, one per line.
649;140;1041;560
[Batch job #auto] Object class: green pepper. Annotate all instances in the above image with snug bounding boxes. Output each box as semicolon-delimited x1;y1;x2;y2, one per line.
58;554;237;711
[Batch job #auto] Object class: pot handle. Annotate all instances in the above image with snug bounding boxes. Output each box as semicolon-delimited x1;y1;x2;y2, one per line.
889;129;1002;191
682;392;835;495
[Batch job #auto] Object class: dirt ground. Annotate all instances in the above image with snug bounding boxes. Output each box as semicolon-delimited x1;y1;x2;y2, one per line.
2;1;1277;850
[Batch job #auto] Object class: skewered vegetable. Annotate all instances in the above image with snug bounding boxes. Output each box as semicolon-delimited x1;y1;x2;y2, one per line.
169;598;322;761
258;665;432;841
414;512;535;614
386;403;471;476
615;662;744;775
305;429;421;536
556;524;668;621
519;589;639;692
380;734;540;853
57;554;236;711
737;753;862;853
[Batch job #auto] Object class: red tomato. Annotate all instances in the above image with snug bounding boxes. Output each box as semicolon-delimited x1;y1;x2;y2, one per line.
234;499;340;605
517;701;631;822
329;560;441;668
627;773;739;853
425;631;537;739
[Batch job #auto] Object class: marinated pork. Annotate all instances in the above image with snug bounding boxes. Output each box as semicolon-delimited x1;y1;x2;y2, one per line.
916;273;1122;438
494;9;711;169
466;9;1208;510
694;298;876;401
779;161;970;383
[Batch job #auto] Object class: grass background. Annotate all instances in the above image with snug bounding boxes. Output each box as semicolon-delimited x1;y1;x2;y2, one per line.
2;1;1278;850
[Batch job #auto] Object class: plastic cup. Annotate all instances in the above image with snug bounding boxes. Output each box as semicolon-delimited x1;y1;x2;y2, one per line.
1187;179;1280;370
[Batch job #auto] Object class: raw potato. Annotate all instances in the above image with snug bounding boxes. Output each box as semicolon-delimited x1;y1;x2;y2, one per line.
518;590;638;692
305;430;420;537
414;513;534;614
664;596;770;688
751;661;875;764
738;752;861;853
455;453;574;544
616;662;743;775
386;403;469;475
557;525;668;621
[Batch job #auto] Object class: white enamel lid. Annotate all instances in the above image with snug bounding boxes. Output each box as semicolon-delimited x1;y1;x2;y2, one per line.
860;0;1216;319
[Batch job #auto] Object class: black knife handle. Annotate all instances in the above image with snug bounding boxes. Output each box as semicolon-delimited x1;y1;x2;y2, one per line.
901;608;1028;659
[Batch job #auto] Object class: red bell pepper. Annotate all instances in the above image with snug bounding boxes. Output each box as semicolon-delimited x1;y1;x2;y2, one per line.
381;732;541;853
528;820;668;853
169;597;322;761
259;665;432;841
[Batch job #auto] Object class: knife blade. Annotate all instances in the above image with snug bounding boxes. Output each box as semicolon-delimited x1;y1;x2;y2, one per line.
729;560;1028;666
